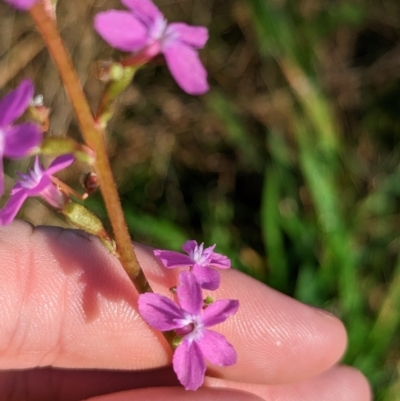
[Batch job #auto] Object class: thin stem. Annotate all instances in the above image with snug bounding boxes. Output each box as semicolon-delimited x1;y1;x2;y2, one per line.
29;1;151;294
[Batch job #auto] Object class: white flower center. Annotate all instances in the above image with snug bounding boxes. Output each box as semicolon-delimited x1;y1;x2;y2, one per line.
189;243;213;265
181;313;204;344
149;16;179;50
19;161;45;189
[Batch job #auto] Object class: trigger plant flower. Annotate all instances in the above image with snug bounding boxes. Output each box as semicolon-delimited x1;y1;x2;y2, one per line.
0;79;42;196
0;154;75;225
154;240;231;290
139;271;238;391
94;0;209;95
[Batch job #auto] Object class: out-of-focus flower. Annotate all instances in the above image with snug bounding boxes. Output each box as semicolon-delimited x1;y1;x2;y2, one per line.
0;154;75;225
3;0;38;10
0;79;42;196
94;0;209;95
138;271;238;390
154;240;231;290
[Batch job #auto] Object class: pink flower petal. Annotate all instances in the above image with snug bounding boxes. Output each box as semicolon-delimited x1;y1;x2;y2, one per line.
39;184;66;209
47;154;75;175
122;0;162;26
3;0;38;10
177;272;202;315
202;299;239;327
164;42;209;95
192;264;220;290
0;79;34;126
0;189;28;225
138;292;184;331
199;329;237;366
0;156;4;197
3;123;42;159
26;174;52;196
209;252;231;269
153;249;194;268
94;11;148;53
173;340;205;391
169;23;208;48
181;239;198;254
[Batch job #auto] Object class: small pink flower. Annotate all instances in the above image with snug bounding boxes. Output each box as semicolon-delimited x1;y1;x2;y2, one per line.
138;271;238;391
154;240;231;290
94;0;209;95
3;0;38;10
0;154;75;225
0;79;42;196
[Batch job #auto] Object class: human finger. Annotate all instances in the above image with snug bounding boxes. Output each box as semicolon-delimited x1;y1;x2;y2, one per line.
0;221;347;385
0;367;262;401
205;365;372;401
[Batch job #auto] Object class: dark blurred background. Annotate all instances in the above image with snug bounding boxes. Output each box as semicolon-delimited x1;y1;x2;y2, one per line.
1;0;400;398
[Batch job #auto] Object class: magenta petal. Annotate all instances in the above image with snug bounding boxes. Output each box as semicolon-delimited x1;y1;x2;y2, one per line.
121;0;162;25
177;272;202;315
138;292;184;331
3;0;38;9
94;11;148;52
192;264;220;290
0;156;4;197
181;239;198;254
209;252;231;269
47;154;75;175
38;184;66;209
26;175;52;196
3;0;38;11
0;79;34;126
199;329;237;366
0;189;28;225
173;340;205;391
169;23;208;48
153;249;194;268
164;42;209;95
3;123;42;159
202;299;239;327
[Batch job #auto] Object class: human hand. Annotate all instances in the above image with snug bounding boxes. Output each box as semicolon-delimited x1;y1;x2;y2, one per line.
0;221;371;400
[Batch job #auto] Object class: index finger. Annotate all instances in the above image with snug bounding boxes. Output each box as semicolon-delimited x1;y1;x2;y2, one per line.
0;221;347;385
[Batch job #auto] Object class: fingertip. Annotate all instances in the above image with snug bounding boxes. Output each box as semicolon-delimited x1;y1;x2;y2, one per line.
86;387;264;401
336;366;372;401
208;270;349;384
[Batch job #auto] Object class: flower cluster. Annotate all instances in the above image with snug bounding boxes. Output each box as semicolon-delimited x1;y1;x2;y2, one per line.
139;240;238;390
0;80;75;225
0;0;234;392
0;79;42;197
94;0;209;95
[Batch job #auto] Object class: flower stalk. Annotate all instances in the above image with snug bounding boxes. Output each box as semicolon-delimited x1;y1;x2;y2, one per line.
29;0;151;294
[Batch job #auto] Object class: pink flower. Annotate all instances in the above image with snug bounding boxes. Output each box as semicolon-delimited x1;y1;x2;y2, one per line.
94;0;209;95
138;271;238;391
3;0;38;10
0;79;42;196
154;240;231;290
0;154;75;225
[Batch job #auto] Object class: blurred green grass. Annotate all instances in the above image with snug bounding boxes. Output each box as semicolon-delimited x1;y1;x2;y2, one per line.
2;0;400;398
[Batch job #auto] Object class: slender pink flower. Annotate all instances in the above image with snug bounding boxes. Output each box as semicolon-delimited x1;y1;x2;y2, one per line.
154;240;231;290
0;154;75;225
94;0;209;95
0;79;42;196
139;271;238;391
3;0;38;10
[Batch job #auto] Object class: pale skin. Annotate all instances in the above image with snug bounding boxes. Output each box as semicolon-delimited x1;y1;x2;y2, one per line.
0;221;371;401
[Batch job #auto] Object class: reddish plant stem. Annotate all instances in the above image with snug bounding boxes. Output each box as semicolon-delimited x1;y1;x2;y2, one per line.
29;1;151;294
